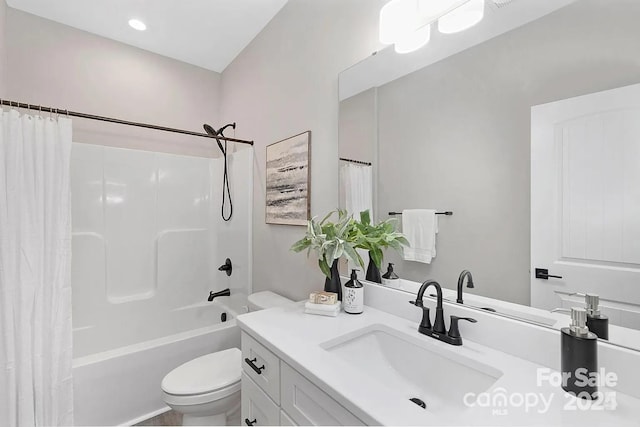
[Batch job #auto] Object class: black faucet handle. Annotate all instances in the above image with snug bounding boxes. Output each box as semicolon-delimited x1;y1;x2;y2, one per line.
409;300;424;307
448;316;477;338
419;306;432;331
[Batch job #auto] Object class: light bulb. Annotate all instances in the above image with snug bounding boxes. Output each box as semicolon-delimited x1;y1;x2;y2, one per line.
128;19;147;31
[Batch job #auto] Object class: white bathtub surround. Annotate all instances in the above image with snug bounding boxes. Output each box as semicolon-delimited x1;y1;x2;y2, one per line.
70;144;253;425
0;110;74;427
237;287;640;425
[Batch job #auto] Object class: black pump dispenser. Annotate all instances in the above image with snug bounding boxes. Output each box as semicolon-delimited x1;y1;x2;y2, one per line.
382;263;399;287
585;294;609;340
344;269;364;314
561;307;598;399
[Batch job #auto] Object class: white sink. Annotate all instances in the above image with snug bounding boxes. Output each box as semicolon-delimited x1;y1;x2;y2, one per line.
321;324;503;414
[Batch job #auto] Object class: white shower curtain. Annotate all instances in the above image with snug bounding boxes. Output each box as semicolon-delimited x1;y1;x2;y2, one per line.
0;110;74;426
341;163;373;272
341;163;373;220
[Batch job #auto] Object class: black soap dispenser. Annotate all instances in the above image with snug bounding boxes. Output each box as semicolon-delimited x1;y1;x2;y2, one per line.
585;294;609;340
561;307;598;399
381;263;400;287
343;269;364;315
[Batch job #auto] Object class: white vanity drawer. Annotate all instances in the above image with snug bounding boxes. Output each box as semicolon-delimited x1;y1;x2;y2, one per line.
241;332;281;403
280;410;297;426
241;373;280;426
280;362;365;426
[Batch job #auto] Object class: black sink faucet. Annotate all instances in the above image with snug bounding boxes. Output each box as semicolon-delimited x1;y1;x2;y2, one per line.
208;288;231;302
457;270;474;304
415;280;446;334
410;280;477;346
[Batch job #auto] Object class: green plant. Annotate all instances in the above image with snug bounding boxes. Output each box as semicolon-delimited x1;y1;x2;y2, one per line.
353;210;409;269
290;209;364;278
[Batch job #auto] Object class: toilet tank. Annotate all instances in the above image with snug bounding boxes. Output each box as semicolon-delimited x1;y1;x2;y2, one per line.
248;291;293;312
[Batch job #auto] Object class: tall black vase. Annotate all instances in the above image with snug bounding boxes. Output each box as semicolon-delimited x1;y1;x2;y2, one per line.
366;252;382;283
324;259;342;301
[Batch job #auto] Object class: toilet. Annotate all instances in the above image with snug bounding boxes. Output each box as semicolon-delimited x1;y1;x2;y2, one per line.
161;291;294;426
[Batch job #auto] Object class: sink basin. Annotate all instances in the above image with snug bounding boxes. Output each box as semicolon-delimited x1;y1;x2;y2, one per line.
321;324;502;414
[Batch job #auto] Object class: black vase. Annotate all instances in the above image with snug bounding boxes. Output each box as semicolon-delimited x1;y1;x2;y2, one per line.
324;259;342;301
366;252;382;283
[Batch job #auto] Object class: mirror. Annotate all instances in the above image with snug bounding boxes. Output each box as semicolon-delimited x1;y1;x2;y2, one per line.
338;0;640;351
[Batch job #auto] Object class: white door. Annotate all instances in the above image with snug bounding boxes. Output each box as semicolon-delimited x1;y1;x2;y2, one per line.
531;83;640;329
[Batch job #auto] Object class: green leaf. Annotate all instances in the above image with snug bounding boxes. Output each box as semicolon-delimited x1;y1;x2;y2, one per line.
359;210;371;226
343;243;364;269
290;238;311;252
370;247;383;269
319;257;331;279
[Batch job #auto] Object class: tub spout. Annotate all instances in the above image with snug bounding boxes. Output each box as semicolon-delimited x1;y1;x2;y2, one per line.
208;288;231;302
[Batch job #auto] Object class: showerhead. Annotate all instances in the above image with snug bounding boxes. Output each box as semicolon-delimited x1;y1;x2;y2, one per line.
203;123;237;155
203;123;225;154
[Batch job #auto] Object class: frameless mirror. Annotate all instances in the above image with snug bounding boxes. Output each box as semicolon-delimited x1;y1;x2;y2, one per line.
338;0;640;351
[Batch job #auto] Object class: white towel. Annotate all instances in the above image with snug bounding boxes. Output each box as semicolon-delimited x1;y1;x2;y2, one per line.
304;301;340;317
402;209;438;264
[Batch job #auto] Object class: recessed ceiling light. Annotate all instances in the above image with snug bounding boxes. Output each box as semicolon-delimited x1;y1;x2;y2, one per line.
128;19;146;31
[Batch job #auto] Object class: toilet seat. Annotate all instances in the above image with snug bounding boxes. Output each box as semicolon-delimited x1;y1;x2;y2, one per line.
161;348;241;406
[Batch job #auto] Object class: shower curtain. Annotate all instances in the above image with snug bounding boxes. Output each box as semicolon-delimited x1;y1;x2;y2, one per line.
341;162;373;220
341;163;373;272
0;110;74;426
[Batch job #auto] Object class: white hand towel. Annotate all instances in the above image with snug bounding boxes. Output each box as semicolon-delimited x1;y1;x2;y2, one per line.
304;301;340;312
402;209;438;264
304;301;340;317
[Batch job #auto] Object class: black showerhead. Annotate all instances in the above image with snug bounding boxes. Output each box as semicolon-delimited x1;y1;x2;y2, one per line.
203;123;237;155
203;122;237;222
204;123;225;154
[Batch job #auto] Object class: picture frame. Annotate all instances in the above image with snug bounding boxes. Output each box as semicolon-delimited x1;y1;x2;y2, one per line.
265;131;311;225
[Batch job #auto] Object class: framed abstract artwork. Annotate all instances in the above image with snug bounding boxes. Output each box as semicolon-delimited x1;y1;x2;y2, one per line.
265;131;311;225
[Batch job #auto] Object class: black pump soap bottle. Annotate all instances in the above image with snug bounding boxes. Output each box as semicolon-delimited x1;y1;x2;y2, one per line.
381;263;399;287
344;269;364;315
585;294;609;340
561;307;598;399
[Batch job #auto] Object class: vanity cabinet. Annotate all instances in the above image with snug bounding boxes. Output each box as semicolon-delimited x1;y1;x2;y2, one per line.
240;332;365;426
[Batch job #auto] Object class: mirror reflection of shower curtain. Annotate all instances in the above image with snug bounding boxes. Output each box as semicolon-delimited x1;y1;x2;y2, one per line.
341;163;373;273
0;110;74;426
341;163;373;219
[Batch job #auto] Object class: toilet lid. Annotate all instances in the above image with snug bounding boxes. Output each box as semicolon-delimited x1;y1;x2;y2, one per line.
161;348;241;395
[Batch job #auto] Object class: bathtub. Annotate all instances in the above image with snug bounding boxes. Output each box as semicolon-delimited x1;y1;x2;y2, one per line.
73;299;244;426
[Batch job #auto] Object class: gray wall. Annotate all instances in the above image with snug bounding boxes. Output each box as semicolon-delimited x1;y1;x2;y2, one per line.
5;8;221;157
220;0;387;301
0;0;6;95
369;0;640;305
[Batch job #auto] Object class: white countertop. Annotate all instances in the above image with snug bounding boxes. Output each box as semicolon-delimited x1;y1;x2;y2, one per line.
237;302;640;426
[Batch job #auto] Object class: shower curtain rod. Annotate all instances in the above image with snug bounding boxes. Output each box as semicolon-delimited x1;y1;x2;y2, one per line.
0;99;254;146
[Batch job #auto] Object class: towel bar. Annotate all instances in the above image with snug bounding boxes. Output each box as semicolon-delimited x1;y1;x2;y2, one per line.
388;211;453;216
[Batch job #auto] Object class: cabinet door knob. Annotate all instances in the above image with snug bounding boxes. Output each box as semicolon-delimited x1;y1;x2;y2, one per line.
245;418;257;426
244;357;265;375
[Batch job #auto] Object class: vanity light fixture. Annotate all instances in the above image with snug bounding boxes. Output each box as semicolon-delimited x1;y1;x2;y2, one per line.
394;24;431;54
128;18;147;31
379;0;485;54
438;0;485;34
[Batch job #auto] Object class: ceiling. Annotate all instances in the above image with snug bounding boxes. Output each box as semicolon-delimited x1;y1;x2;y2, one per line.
6;0;289;73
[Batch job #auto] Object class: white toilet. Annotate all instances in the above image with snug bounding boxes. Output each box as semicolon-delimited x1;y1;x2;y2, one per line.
161;291;293;426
